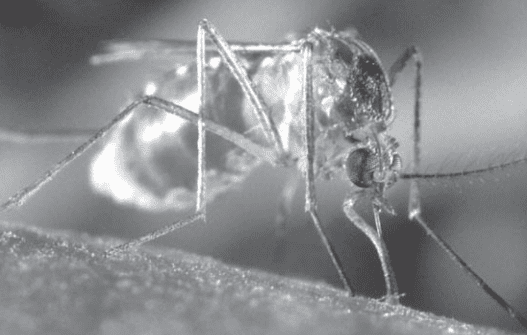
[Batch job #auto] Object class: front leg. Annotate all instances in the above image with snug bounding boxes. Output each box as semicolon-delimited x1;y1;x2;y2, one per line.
342;192;399;304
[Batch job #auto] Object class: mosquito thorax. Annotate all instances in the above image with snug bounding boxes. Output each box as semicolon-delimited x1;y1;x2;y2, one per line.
308;28;394;134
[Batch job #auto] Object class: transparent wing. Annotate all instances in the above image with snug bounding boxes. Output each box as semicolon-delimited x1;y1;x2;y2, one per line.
90;51;267;212
90;39;294;65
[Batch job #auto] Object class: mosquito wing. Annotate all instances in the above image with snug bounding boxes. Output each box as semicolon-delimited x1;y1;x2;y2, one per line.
90;39;290;65
91;39;204;65
90;41;270;212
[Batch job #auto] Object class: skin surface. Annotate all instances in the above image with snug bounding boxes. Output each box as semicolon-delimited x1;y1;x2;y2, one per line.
0;221;515;335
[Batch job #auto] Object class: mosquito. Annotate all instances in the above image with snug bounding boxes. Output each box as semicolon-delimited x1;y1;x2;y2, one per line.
1;19;526;329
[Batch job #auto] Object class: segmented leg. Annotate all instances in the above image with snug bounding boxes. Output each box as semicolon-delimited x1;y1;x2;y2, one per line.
301;40;356;296
0;97;275;212
111;23;210;254
342;194;399;304
388;45;423;218
391;46;527;329
113;20;296;253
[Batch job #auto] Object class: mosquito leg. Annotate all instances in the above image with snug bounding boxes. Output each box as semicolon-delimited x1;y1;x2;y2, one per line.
110;22;253;259
300;40;356;295
0;96;276;212
387;45;422;87
388;46;423;211
105;212;204;255
388;46;423;215
391;47;527;329
197;19;287;160
196;21;207;215
342;195;399;304
411;213;527;329
146;97;276;163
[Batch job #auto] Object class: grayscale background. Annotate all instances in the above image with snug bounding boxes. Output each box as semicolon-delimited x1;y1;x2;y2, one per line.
1;0;526;331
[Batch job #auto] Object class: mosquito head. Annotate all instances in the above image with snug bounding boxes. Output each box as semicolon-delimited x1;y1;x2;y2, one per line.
345;135;401;190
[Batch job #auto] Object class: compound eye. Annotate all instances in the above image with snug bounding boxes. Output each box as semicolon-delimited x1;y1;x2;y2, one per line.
346;148;378;188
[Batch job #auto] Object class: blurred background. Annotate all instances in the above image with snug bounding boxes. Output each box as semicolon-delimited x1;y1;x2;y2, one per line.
1;0;527;331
